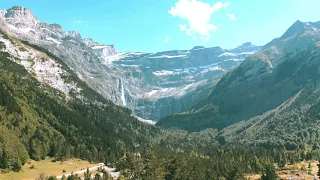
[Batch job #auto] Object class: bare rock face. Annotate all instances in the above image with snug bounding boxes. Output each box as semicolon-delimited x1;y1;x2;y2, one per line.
0;6;261;122
83;38;119;65
0;6;125;105
0;18;9;32
4;6;38;26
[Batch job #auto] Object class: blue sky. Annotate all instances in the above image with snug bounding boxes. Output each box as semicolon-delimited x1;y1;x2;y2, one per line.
1;0;320;52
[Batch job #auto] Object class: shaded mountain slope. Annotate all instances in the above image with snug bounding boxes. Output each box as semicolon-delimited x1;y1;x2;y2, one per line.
220;81;320;149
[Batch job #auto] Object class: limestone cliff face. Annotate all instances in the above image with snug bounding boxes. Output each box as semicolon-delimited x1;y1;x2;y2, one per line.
0;6;261;122
115;43;261;120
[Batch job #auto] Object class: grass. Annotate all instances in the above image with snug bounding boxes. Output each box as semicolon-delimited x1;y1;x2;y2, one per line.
0;31;28;52
0;158;98;180
246;160;319;180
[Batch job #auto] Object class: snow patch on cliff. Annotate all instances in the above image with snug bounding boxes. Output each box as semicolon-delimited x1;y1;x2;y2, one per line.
153;70;181;76
133;115;156;125
92;45;113;49
219;52;255;57
20;27;35;33
218;52;236;57
46;37;61;45
145;80;207;98
148;54;187;59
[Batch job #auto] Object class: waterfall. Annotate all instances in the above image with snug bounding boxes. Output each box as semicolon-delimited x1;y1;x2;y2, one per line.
120;79;127;106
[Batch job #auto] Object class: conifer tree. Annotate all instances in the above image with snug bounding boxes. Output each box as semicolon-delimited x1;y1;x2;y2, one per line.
84;168;91;180
261;164;278;180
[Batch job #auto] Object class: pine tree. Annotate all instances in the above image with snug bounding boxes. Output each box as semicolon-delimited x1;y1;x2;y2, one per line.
61;175;67;180
94;173;101;180
261;164;278;180
165;158;178;180
102;170;112;180
48;176;58;180
84;168;91;180
225;166;244;180
280;154;287;168
13;158;22;172
2;149;8;169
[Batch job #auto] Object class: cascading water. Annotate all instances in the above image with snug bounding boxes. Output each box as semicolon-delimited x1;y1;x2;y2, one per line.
120;78;127;106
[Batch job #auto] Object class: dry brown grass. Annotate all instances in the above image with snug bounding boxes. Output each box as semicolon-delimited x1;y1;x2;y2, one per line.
246;161;319;180
0;158;97;180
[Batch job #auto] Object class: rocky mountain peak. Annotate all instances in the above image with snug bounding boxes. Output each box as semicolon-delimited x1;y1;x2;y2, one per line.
191;46;205;50
66;30;82;40
239;42;253;47
83;38;97;46
233;42;260;53
304;21;320;30
4;6;38;26
310;21;320;29
281;20;306;39
49;23;63;30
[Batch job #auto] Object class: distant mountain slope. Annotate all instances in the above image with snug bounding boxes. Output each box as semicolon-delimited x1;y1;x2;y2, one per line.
117;42;261;120
157;20;320;132
0;30;155;170
220;82;320;149
0;6;261;121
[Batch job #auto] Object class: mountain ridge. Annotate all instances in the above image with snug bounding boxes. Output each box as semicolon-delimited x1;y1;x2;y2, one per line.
0;5;262;121
157;19;320;132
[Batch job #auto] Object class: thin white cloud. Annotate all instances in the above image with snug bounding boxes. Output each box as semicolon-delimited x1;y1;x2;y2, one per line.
169;0;230;41
227;13;236;20
74;20;82;24
179;24;187;31
74;20;88;25
164;36;171;43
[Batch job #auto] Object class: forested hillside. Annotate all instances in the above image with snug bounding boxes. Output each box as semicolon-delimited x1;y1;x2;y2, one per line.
0;31;158;171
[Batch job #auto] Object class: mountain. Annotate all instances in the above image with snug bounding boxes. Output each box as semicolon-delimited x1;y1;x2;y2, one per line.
157;20;320;132
0;6;261;122
116;42;260;121
0;27;156;170
0;18;273;179
2;5;320;180
219;83;320;149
